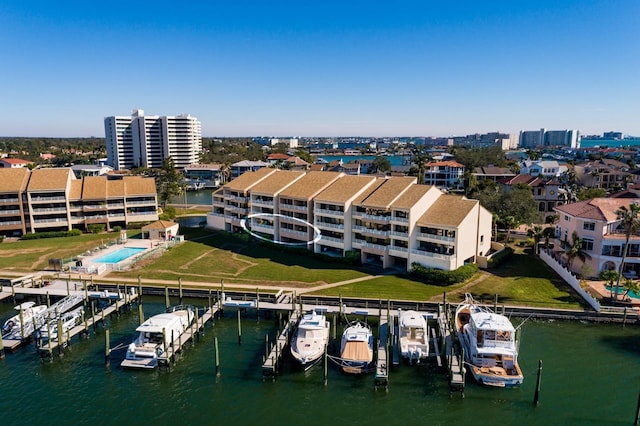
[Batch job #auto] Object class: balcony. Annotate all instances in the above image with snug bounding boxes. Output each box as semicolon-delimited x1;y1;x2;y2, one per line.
389;246;409;256
280;228;310;238
315;208;344;217
0;209;21;216
0;198;20;204
30;196;66;202
352;212;391;223
33;218;68;225
389;231;409;238
411;249;453;260
0;220;23;227
359;241;389;251
251;223;274;233
417;232;455;243
280;203;308;212
353;225;389;236
319;235;344;244
251;198;274;207
126;200;156;206
32;207;68;214
391;216;409;224
316;222;344;230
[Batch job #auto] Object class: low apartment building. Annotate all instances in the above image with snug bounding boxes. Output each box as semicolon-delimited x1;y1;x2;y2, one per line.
207;170;492;271
554;198;640;277
0;168;158;236
424;161;465;189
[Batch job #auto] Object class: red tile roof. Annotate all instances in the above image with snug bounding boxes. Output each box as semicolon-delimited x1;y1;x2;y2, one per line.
555;198;640;222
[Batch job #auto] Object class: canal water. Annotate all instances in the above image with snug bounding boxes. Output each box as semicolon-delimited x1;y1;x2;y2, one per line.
0;298;638;426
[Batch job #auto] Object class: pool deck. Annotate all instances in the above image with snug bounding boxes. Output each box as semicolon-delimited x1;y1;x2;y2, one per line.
586;279;640;309
75;239;160;275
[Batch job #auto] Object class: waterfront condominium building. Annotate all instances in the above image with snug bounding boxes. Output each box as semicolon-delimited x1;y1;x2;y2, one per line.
0;168;158;236
104;109;202;170
208;169;492;271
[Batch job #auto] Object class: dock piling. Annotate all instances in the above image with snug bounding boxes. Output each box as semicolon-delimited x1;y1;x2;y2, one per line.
165;287;170;309
237;310;242;345
178;278;183;305
215;336;221;377
138;303;144;325
323;343;328;386
104;329;110;367
534;359;543;406
57;318;64;356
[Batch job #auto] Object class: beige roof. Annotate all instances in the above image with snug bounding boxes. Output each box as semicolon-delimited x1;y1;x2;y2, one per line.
0;168;30;193
250;170;306;195
122;176;156;196
107;179;125;197
416;195;478;227
555;198;639;222
226;168;276;192
314;175;377;204
27;168;73;191
354;177;416;209
392;185;435;209
279;171;342;200
69;180;82;199
82;176;107;199
142;220;179;230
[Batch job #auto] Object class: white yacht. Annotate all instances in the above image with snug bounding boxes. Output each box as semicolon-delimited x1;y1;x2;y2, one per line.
39;306;84;341
455;293;523;387
2;301;47;335
290;310;330;370
121;305;195;369
339;321;374;374
398;309;429;364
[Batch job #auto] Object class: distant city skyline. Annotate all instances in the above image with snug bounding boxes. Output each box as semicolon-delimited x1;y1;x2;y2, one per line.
1;1;639;138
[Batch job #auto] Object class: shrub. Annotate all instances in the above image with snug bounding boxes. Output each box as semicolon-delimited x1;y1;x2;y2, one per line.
409;263;479;285
87;224;106;234
487;246;514;268
21;229;83;240
112;225;122;233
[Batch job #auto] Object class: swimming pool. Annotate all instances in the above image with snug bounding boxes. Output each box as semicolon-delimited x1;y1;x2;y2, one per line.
94;247;146;264
605;285;640;299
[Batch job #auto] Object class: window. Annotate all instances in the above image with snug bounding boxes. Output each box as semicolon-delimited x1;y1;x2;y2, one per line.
564;215;571;222
583;222;595;231
581;238;594;251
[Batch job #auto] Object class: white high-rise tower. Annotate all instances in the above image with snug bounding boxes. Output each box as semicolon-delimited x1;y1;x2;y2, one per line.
104;109;202;170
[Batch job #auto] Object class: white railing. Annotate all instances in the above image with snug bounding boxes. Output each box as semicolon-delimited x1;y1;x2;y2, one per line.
126;200;156;206
0;198;20;204
0;209;21;215
417;232;455;243
353;212;391;222
411;249;453;260
539;250;601;312
360;241;389;250
0;220;22;226
319;235;344;244
315;208;344;216
32;207;68;214
316;222;344;230
33;218;68;224
31;196;66;202
389;246;409;253
389;231;409;238
280;203;308;212
280;228;309;237
391;216;409;223
353;225;389;236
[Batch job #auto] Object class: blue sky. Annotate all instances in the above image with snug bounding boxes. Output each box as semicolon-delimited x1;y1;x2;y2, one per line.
1;1;638;137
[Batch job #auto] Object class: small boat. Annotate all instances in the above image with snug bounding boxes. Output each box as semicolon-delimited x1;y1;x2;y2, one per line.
2;301;47;335
339;320;374;374
121;305;195;369
455;293;523;387
39;306;84;341
398;309;429;364
290;310;330;369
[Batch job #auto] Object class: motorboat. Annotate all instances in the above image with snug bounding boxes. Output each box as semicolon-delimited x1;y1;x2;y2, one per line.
2;301;47;335
398;309;429;364
455;293;523;387
339;320;374;374
121;305;195;369
39;306;84;341
290;310;330;369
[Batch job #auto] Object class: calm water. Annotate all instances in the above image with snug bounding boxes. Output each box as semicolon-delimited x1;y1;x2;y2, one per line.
1;298;639;426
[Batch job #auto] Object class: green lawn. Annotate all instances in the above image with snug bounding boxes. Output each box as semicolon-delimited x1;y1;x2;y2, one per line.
0;228;589;309
465;250;585;309
0;232;126;272
110;229;368;286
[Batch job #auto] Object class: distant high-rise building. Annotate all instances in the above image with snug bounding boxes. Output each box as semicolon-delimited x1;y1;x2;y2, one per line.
519;128;579;149
603;131;624;139
104;109;202;170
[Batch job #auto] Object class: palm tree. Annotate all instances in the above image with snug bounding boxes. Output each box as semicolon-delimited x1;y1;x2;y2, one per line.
410;145;431;185
600;269;619;299
565;231;591;272
503;215;519;245
622;277;639;301
614;203;640;301
527;225;543;254
542;227;556;250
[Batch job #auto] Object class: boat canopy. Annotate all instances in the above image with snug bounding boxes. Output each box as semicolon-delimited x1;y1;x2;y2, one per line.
470;312;515;332
135;313;181;334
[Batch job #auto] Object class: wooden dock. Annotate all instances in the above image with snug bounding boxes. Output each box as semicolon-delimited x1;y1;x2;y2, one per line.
437;304;465;396
262;309;300;378
39;293;139;358
157;305;219;368
374;311;389;389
